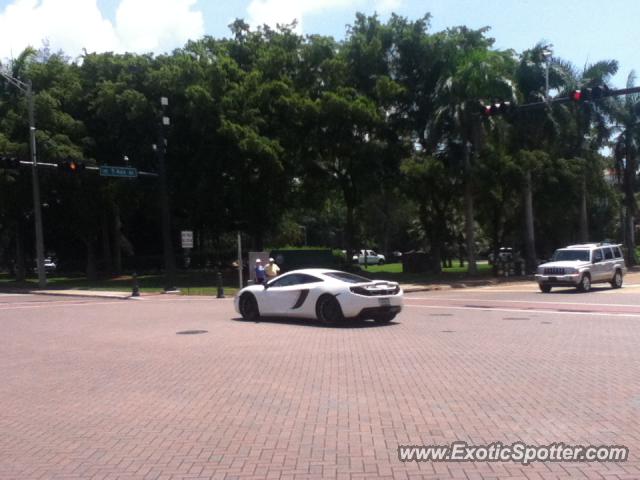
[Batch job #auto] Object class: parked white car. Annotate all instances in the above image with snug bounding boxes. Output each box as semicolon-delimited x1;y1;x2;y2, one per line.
352;249;386;265
535;243;626;293
234;268;403;324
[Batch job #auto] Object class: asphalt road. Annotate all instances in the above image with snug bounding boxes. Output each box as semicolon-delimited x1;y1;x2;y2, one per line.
1;284;639;479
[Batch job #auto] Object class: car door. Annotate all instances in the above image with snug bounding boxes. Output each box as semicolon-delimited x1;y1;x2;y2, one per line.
262;274;324;317
591;248;606;282
602;247;615;281
259;274;302;315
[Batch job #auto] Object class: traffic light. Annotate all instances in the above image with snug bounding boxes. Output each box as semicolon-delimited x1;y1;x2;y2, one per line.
569;85;609;102
0;156;20;169
59;159;85;173
481;101;515;117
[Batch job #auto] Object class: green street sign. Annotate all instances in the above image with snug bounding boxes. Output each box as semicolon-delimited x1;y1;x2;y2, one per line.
99;165;138;178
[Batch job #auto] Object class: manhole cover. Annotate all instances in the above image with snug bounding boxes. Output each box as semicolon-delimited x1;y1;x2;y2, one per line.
176;330;208;335
430;313;453;317
440;330;456;333
503;317;529;321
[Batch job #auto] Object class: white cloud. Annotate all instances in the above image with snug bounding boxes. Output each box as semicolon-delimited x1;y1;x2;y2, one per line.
115;0;204;53
246;0;403;32
0;0;204;60
247;0;350;32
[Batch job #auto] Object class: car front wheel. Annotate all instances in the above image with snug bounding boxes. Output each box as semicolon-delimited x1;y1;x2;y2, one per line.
316;294;344;325
610;270;623;289
577;274;591;292
539;284;551;293
239;293;260;321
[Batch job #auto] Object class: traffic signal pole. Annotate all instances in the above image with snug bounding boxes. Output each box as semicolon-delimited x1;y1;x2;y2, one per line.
27;81;47;288
1;69;47;287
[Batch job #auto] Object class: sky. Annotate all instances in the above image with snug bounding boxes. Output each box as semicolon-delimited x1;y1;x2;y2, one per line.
0;0;638;87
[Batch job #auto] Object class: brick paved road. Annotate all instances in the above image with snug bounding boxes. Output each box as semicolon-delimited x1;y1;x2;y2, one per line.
0;291;639;479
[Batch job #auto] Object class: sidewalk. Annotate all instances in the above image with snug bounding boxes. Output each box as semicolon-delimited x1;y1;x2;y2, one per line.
4;269;639;299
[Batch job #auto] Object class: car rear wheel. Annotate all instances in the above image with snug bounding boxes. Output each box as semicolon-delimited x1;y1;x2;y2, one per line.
378;259;385;265
316;294;344;325
577;274;591;292
539;284;552;293
239;293;260;321
610;270;623;289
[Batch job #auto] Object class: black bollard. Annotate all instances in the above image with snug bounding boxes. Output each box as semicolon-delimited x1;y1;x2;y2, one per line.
131;272;140;297
216;270;225;298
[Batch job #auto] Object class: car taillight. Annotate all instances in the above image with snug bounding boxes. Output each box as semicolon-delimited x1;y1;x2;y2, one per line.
350;286;370;295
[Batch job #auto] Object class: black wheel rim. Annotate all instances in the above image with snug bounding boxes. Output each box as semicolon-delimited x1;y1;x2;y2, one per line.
241;296;257;318
321;298;339;322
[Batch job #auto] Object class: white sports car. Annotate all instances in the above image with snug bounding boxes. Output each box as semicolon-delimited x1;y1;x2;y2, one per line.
234;268;403;324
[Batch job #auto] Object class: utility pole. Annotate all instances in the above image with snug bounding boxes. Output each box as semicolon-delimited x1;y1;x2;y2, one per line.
156;96;177;291
1;70;46;287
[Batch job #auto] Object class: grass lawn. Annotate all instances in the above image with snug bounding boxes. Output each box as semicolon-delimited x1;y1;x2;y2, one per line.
358;261;493;283
0;272;240;296
0;261;495;295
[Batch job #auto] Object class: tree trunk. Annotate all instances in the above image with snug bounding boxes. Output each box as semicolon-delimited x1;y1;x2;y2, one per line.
463;144;477;275
523;169;537;273
579;173;589;242
623;148;637;265
14;223;26;282
86;240;98;281
101;208;113;276
112;204;122;275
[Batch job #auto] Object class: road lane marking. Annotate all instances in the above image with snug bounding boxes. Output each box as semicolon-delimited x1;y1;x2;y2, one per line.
404;303;640;318
405;295;640;309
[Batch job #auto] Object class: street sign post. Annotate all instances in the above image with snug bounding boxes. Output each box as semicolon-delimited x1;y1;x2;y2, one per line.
181;231;193;249
99;165;138;178
181;230;193;268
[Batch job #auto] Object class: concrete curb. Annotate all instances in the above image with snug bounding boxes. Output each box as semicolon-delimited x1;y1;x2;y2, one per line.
30;290;134;300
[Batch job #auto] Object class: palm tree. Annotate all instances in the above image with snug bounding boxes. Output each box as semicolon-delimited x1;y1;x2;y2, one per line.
427;27;516;274
610;71;640;265
554;58;618;242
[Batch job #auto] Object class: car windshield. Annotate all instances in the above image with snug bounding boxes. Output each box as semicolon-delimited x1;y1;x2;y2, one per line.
324;271;371;283
551;249;590;261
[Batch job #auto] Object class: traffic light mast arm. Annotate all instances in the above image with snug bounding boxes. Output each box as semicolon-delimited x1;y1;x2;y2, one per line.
516;85;640;112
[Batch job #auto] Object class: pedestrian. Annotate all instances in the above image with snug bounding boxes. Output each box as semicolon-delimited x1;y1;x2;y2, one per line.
254;258;266;285
265;257;280;280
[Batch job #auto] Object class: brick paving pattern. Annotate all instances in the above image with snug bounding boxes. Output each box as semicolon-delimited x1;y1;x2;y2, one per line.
0;294;639;479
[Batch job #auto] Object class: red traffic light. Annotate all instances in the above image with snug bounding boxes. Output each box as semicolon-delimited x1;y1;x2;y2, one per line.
570;90;582;101
481;101;514;116
59;159;85;173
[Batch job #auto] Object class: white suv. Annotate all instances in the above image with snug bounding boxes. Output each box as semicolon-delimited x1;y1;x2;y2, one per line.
535;243;626;293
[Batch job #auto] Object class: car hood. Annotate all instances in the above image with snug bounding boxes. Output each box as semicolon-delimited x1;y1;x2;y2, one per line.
539;260;590;269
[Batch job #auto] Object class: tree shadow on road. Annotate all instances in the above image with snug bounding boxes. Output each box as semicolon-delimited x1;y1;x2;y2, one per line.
232;316;399;329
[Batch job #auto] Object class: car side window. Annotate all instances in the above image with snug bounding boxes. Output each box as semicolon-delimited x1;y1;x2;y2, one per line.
296;274;323;284
592;249;603;263
268;274;299;287
268;274;322;287
613;247;623;258
604;247;613;260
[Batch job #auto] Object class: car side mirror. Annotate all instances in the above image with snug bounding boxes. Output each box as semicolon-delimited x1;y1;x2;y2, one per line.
263;283;269;290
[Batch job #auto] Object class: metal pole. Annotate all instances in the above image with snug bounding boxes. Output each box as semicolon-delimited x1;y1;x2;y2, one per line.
27;81;46;288
237;231;243;288
157;98;176;291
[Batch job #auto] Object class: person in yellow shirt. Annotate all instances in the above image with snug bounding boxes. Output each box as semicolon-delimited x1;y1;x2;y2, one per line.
265;257;280;280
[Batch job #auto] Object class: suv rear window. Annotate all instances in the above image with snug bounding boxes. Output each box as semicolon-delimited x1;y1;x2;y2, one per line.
551;249;590;261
